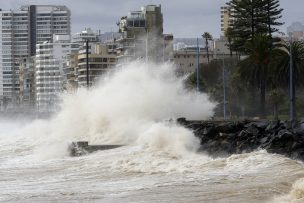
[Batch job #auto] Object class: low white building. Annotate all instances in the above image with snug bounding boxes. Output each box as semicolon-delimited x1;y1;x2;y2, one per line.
35;34;78;112
173;47;214;75
213;36;232;59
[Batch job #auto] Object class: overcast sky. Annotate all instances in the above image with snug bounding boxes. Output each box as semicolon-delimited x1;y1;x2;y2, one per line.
0;0;302;38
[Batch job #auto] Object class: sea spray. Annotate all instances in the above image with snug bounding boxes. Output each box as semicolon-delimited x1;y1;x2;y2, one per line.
18;61;216;159
274;177;304;202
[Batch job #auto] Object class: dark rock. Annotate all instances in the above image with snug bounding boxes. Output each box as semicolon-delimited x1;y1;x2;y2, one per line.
176;118;304;162
260;137;269;144
266;121;279;132
253;121;269;129
177;117;187;125
293;123;304;135
203;125;217;137
237;130;247;138
215;122;237;134
277;129;293;140
282;121;294;130
245;125;260;136
188;122;204;130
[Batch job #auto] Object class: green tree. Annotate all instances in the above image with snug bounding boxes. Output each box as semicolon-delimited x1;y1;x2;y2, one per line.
273;41;304;87
263;0;284;37
227;0;283;52
228;70;245;117
238;34;277;118
272;41;304;119
227;0;266;52
202;32;213;64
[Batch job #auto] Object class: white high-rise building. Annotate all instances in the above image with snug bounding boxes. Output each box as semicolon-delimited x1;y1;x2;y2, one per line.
72;28;100;44
0;5;70;106
35;35;78;112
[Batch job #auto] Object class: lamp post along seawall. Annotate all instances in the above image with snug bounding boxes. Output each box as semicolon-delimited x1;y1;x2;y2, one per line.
222;55;227;120
288;33;295;123
86;40;90;88
196;38;200;92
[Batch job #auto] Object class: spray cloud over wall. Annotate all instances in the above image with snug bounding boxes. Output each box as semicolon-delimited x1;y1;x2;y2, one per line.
23;61;215;158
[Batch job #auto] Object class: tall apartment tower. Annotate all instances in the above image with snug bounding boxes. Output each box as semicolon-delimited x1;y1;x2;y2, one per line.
35;35;78;112
0;5;70;106
116;5;164;63
220;5;235;36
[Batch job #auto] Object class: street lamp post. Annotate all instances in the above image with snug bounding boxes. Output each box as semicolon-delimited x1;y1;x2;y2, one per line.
289;33;295;123
163;37;165;62
145;27;149;63
222;54;227;120
196;38;200;91
86;40;90;88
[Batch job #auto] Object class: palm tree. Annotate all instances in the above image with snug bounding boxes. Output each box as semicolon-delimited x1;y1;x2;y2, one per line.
238;34;277;118
273;41;304;86
228;71;245;117
202;32;213;64
272;41;304;119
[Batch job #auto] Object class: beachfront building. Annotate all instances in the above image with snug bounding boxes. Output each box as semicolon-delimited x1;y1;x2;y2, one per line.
76;42;117;87
61;28;101;90
0;5;70;107
173;47;214;75
287;22;304;41
220;4;235;36
116;4;165;63
72;28;100;44
35;35;78;112
19;57;35;111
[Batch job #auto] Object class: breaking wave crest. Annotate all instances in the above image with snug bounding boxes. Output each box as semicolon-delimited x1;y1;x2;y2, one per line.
9;61;215;159
274;177;304;203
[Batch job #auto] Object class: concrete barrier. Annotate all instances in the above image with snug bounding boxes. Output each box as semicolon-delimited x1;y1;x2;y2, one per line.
69;141;124;157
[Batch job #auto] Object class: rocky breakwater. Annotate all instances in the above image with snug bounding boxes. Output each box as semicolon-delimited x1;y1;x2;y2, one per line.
177;118;304;161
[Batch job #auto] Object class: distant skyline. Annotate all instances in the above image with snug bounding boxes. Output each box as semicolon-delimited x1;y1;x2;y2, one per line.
0;0;303;38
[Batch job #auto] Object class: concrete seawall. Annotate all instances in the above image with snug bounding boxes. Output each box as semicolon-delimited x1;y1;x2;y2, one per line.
69;141;124;156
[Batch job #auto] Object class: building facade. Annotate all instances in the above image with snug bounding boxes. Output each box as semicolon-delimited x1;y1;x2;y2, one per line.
35;35;77;112
173;47;214;75
220;4;235;36
0;5;70;106
214;36;232;56
19;57;35;111
116;5;165;63
72;28;100;44
287;22;304;41
76;43;117;87
163;34;174;62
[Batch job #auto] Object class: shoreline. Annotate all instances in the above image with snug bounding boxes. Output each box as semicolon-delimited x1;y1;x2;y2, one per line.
177;118;304;162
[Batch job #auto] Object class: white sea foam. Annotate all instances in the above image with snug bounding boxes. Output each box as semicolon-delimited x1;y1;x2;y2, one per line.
15;61;215;159
274;177;304;203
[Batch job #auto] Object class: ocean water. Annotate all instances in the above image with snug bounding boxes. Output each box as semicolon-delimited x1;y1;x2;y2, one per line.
1;62;304;202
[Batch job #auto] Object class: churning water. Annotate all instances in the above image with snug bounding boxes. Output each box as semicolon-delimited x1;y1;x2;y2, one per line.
1;62;304;202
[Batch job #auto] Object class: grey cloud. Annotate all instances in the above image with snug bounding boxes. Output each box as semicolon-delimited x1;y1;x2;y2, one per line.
0;0;302;38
